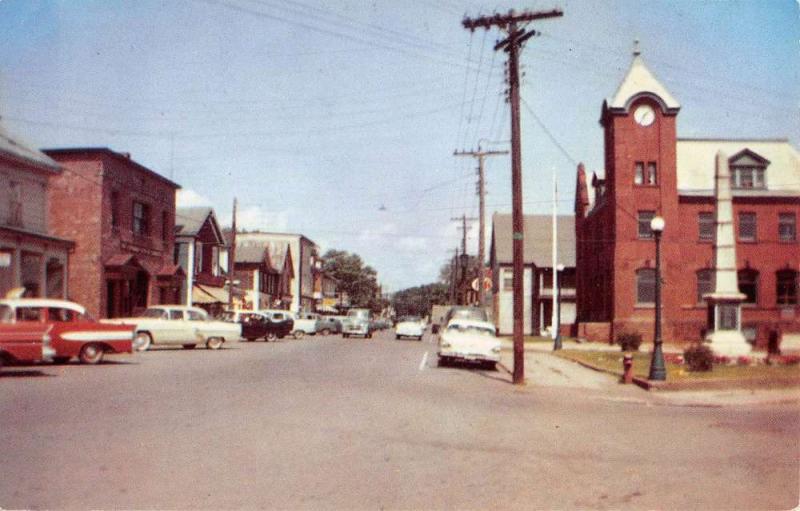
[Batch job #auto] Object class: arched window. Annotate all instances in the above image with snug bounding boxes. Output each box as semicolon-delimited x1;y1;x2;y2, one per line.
737;269;758;304
636;268;656;305
776;270;798;305
696;269;713;303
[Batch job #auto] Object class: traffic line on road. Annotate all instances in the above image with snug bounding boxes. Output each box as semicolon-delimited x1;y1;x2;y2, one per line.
419;351;429;371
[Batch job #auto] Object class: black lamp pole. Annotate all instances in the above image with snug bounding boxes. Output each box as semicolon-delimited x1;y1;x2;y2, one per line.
648;216;667;381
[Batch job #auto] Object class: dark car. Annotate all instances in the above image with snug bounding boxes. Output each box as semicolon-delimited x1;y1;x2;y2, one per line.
221;311;289;341
315;316;342;336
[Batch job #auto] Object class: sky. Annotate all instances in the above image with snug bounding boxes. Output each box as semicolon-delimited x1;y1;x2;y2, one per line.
1;0;798;292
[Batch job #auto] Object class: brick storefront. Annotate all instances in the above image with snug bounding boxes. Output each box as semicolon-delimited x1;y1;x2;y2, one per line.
45;148;182;318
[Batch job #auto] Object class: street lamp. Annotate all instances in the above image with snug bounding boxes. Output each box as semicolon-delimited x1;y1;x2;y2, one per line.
648;215;666;381
554;263;565;351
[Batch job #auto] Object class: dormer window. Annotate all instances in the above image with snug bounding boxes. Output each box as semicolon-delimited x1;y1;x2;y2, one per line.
729;149;769;190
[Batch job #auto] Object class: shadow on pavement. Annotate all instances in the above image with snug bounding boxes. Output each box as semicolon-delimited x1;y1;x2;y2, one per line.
0;369;54;378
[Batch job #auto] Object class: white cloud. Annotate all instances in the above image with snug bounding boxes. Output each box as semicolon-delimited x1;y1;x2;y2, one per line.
220;205;289;232
176;189;213;208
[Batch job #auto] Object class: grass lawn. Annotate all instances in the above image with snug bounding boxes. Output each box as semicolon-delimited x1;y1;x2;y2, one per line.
555;349;800;381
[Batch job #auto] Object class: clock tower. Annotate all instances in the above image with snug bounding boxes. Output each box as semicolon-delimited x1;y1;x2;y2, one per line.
599;44;682;339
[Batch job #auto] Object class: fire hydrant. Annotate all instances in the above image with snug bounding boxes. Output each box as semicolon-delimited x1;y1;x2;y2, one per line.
622;354;634;384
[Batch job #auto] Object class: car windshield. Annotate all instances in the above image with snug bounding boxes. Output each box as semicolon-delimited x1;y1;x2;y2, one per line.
446;324;494;336
140;308;166;319
347;310;368;318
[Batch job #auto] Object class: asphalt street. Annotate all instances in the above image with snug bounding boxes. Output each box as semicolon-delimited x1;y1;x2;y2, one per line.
1;330;798;510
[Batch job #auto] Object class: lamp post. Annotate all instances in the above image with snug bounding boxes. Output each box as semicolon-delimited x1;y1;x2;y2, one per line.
553;263;564;350
459;252;469;305
648;216;667;381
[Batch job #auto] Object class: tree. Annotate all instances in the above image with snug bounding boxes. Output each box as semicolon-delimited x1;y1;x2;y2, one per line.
322;249;382;311
392;283;450;318
438;254;480;285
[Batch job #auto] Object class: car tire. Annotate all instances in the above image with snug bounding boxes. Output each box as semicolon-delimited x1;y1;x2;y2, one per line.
246;338;256;342
52;356;71;364
343;333;349;338
266;332;277;342
133;332;152;352
366;333;372;339
483;361;497;371
206;337;224;350
320;328;331;336
293;330;305;340
183;344;196;349
417;336;423;341
78;343;104;365
395;334;400;340
438;356;449;367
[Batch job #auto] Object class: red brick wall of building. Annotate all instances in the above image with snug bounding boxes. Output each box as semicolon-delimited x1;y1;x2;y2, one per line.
47;150;178;318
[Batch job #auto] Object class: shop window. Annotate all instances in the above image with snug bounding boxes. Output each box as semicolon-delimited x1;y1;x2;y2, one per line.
636;268;656;304
45;258;64;298
738;212;756;242
638;211;655;239
737;269;758;304
634;162;644;185
776;270;798;305
698;212;714;241
779;213;796;242
20;252;42;297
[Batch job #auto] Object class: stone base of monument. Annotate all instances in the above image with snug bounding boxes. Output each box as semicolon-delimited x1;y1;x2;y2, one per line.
706;330;752;357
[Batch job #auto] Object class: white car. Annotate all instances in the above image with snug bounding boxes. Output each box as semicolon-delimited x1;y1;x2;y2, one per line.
437;319;502;369
102;305;241;351
290;312;318;339
395;316;424;341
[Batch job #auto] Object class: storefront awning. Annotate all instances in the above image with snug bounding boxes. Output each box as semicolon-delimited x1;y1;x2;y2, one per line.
192;284;232;304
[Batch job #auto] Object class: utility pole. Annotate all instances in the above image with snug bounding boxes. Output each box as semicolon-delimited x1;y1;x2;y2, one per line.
454;146;508;306
227;197;237;311
451;213;477;305
463;7;563;385
449;248;459;303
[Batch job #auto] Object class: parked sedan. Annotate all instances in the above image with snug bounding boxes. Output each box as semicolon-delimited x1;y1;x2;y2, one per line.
1;298;134;364
103;305;241;351
315;316;342;336
395;316;424;341
220;310;286;341
437;319;502;370
258;310;295;339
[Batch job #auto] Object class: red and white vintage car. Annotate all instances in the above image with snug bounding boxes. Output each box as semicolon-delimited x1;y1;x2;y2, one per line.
0;298;134;365
0;321;55;371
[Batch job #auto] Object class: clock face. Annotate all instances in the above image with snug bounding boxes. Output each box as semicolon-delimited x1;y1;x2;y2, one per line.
634;105;655;126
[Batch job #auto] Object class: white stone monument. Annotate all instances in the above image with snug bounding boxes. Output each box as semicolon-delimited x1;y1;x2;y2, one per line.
703;152;752;356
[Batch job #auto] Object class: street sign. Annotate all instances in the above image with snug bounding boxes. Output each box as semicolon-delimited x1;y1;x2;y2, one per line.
471;277;492;292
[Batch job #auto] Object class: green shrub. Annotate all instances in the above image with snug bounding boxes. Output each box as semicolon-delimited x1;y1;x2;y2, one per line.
616;331;643;352
684;344;714;372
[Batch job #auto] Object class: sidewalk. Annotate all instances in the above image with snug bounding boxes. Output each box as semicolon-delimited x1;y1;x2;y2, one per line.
496;340;800;407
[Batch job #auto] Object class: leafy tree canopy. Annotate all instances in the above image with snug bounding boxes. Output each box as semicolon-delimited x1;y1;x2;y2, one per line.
322;249;384;311
392;282;450;318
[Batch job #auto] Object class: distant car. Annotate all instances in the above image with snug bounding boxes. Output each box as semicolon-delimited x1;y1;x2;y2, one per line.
291;312;319;339
395;316;424;341
220;310;286;341
316;316;342;336
1;298;134;365
102;305;241;351
437;318;502;370
342;308;372;338
258;309;295;339
371;317;392;331
444;306;489;326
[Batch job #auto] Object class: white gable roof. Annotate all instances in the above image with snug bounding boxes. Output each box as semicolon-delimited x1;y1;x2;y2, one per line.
677;139;800;196
607;55;680;113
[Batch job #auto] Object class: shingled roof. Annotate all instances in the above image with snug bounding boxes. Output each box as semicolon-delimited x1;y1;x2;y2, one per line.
491;213;575;268
0;118;60;172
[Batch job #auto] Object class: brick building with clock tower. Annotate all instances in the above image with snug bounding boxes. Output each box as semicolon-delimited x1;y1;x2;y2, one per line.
574;49;799;349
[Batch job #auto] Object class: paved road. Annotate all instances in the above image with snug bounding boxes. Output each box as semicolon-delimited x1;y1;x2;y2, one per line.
1;330;798;510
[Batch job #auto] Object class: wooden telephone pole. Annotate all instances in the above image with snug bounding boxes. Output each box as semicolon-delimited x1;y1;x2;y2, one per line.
451;214;477;305
463;8;563;385
454;147;508;306
227;197;237;311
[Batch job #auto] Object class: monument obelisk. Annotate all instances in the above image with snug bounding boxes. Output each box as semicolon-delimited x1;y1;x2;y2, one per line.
703;151;752;356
